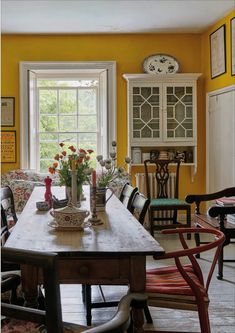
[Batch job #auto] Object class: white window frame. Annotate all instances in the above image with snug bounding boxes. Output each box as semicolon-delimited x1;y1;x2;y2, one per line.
20;61;116;170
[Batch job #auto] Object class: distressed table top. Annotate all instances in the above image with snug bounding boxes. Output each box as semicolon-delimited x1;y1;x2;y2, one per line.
5;186;164;257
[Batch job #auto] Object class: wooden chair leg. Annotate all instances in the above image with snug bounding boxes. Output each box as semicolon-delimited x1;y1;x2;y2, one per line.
150;208;154;236
195;228;201;258
82;284;86;303
217;245;224;280
198;302;211;333
172;209;177;224
85;284;92;326
144;304;153;324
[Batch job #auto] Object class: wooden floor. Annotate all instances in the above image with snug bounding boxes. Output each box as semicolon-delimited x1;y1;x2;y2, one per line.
61;233;235;332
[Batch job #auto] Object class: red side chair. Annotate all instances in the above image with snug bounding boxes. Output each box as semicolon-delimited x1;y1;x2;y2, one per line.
145;227;225;333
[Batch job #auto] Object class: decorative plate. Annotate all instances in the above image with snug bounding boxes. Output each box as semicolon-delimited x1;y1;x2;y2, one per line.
143;54;180;74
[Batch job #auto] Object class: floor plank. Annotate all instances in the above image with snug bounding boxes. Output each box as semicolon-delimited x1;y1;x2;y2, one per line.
61;233;235;332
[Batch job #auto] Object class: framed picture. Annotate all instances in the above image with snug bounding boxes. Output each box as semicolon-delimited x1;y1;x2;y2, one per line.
1;97;15;127
0;130;16;163
231;17;235;76
210;24;226;79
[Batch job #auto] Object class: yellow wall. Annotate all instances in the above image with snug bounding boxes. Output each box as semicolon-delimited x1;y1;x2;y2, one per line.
1;9;234;198
201;10;235;92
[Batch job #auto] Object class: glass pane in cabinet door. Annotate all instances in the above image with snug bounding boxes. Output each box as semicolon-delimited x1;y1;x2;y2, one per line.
166;85;193;139
132;85;160;139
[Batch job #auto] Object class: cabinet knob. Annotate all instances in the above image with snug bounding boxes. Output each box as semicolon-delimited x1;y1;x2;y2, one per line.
79;265;89;276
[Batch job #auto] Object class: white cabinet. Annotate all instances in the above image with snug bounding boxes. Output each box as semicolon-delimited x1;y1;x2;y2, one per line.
123;73;201;177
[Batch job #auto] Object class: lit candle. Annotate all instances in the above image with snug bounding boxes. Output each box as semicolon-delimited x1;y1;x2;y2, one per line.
92;170;96;187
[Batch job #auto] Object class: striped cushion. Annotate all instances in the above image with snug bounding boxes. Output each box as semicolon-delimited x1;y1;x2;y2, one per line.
146;265;206;296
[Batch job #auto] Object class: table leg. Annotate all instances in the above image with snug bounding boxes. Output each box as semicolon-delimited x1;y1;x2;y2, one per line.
130;256;146;333
21;264;39;308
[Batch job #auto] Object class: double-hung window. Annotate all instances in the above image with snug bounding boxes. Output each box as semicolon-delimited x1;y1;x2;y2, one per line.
20;62;116;172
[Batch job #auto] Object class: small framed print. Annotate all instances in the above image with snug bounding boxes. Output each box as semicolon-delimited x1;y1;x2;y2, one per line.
0;130;17;163
210;24;226;79
231;17;235;76
1;97;15;127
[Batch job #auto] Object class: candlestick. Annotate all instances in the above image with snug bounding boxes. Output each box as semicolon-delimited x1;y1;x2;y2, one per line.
88;186;102;225
71;169;80;207
92;170;96;187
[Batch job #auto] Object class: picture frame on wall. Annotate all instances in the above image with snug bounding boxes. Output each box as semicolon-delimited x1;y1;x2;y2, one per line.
0;130;17;163
231;17;235;76
210;24;226;79
1;97;15;127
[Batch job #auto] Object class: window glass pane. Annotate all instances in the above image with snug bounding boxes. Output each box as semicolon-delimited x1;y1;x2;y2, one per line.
59;90;76;114
79;89;96;114
39;90;57;114
40;142;58;159
38;79;98;88
40;133;58;141
59;133;77;145
59;116;77;131
78;115;97;132
40;160;54;173
40;115;58;132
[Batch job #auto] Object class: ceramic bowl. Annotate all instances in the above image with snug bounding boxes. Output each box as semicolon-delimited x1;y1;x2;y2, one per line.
50;204;89;227
36;201;51;211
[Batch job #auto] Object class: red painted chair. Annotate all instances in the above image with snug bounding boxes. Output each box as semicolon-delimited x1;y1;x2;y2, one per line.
145;227;225;333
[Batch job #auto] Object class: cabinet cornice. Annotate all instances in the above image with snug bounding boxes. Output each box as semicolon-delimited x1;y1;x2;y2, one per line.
123;73;202;82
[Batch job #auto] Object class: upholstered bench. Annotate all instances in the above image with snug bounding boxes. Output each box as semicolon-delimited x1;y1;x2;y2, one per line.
1;169;60;213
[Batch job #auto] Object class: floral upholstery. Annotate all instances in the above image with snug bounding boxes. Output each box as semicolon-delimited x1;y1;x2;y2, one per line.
1;170;60;213
1;318;87;332
1;169;128;213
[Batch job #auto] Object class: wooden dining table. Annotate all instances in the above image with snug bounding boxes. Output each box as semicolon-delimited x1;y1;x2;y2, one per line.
5;185;165;331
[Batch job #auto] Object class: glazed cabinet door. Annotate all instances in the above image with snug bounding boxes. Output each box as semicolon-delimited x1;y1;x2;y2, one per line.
130;83;162;145
162;83;196;142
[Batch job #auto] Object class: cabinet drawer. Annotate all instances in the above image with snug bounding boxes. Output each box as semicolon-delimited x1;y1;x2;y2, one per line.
58;258;130;284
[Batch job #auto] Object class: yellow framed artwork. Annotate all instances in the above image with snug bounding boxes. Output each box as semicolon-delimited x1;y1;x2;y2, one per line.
1;130;16;163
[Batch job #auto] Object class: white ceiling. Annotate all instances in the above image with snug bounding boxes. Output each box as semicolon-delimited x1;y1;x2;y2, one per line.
1;0;235;34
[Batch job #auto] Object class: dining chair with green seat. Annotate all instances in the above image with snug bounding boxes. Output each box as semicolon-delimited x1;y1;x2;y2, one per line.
144;227;225;333
1;247;147;333
144;158;191;237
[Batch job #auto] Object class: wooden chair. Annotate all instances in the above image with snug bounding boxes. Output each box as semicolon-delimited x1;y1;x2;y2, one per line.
185;187;235;279
119;182;138;211
129;192;150;225
1;187;23;305
1;247;147;333
144;158;191;236
1;186;18;234
144;227;225;333
83;192;150;326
